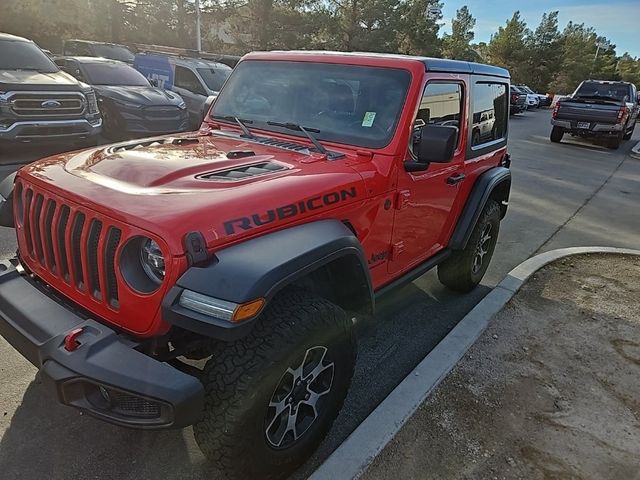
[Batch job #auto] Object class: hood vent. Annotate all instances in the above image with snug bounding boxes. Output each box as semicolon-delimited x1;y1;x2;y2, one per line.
105;137;199;154
198;161;288;181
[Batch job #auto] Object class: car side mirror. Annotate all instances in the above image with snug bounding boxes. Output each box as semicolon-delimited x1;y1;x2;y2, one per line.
204;95;217;114
149;78;159;87
405;124;458;172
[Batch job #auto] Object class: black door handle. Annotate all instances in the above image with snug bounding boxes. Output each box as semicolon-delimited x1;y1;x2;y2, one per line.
446;173;466;185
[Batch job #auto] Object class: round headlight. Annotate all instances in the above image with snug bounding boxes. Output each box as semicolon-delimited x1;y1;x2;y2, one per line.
140;238;165;284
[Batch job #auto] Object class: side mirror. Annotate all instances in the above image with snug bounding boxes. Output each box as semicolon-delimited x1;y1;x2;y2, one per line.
204;95;217;114
149;78;159;87
405;124;458;172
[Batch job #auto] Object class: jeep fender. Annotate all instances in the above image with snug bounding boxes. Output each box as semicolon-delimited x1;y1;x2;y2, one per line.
162;219;373;340
0;172;16;228
449;167;511;250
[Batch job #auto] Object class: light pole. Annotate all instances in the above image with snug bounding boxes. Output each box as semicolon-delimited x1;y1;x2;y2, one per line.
590;41;607;77
195;0;202;51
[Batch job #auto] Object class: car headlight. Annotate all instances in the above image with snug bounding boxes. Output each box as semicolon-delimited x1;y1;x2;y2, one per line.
140;238;165;284
85;90;100;115
177;101;186;110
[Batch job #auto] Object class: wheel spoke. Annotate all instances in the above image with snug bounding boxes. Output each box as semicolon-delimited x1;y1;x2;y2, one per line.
266;402;292;447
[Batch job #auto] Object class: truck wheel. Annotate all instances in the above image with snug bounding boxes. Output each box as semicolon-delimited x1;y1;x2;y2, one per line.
550;126;564;143
438;200;501;293
194;290;356;480
607;132;623;150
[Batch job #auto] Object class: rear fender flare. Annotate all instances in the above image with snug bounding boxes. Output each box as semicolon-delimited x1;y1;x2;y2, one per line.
449;167;511;250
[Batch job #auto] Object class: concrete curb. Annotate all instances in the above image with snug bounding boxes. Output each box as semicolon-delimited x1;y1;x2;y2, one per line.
310;247;640;480
631;140;640;160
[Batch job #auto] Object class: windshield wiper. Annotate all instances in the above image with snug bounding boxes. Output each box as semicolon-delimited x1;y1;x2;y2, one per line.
211;115;256;139
266;121;329;156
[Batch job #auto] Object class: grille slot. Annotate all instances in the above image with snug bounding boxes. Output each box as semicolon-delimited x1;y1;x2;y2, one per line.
198;161;287;181
104;228;122;308
32;194;44;262
57;206;71;282
71;213;86;290
44;200;57;272
87;219;103;300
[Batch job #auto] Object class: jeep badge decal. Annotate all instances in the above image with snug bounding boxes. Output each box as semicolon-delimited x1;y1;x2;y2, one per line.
224;187;357;235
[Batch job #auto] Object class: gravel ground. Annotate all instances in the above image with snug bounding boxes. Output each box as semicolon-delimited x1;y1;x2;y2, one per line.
363;253;640;480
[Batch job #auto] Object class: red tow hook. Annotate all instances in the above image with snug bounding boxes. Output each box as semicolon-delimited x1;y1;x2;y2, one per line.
64;328;84;352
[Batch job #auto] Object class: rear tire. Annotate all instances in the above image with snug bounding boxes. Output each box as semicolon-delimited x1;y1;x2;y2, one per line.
194;290;356;480
550;126;564;143
438;200;501;293
607;132;623;150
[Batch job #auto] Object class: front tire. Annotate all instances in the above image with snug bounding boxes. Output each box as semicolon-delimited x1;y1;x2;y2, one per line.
438;200;501;292
194;290;356;480
550;126;564;143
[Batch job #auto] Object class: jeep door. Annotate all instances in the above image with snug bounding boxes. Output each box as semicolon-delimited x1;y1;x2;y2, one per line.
173;65;208;128
388;79;467;275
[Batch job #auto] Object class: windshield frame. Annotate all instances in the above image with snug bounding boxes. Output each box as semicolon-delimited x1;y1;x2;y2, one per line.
0;39;59;73
210;60;413;150
82;61;150;86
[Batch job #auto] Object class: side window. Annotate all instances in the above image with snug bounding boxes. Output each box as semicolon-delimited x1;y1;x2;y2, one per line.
66;42;92;56
175;66;206;95
414;82;463;153
471;82;508;147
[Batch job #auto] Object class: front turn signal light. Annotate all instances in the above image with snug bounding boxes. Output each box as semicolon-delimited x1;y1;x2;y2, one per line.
232;298;265;323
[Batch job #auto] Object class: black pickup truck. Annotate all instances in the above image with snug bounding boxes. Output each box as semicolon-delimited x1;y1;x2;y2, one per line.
550;80;639;149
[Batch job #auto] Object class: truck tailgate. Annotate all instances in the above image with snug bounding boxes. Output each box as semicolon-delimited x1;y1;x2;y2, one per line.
557;101;620;124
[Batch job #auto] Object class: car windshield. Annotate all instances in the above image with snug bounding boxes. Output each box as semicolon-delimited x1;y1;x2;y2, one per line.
82;62;149;86
0;39;59;73
197;67;231;92
575;82;631;102
93;44;135;63
211;60;411;149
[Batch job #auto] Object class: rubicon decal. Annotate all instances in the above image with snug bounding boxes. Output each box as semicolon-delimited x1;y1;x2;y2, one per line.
224;187;357;234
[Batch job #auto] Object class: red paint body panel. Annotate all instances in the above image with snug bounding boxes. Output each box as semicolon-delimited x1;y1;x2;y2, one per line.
14;52;508;337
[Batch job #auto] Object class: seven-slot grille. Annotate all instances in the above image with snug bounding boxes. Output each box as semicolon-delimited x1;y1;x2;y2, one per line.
10;92;85;117
16;180;122;309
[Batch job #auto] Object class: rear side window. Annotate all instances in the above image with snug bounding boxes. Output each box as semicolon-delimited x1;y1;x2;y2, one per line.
471;82;508;148
416;82;463;147
65;42;92;56
175;66;206;95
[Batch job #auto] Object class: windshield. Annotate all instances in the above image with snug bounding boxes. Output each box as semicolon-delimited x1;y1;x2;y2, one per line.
0;39;59;72
211;61;411;149
82;62;149;86
575;82;631;102
197;67;231;92
93;44;135;63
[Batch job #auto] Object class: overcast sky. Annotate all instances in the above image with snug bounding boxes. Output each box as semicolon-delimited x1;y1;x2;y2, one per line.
440;0;640;57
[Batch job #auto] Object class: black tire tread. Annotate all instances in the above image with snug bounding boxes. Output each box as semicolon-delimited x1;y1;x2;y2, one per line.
194;289;355;480
438;200;501;292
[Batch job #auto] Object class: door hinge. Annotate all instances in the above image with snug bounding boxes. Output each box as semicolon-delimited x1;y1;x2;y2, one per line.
391;241;405;260
394;190;411;210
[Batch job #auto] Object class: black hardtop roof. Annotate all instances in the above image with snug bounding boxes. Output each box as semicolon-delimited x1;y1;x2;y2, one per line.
263;50;510;78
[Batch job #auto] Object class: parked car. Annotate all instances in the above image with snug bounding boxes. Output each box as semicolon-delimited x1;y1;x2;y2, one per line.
54;56;189;138
517;84;551;107
0;51;512;480
63;39;135;64
510;85;527;114
0;33;101;146
551;79;639;149
134;49;232;128
515;85;540;109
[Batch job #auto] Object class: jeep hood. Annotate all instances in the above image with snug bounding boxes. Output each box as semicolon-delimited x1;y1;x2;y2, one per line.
19;133;366;256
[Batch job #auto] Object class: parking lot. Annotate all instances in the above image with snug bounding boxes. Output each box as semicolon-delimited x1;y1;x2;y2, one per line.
0;108;638;479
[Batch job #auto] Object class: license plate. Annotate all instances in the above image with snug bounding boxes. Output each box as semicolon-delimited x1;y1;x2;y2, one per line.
577;122;590;129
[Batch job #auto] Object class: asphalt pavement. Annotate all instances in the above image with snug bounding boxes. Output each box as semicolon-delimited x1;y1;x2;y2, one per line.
0;111;638;479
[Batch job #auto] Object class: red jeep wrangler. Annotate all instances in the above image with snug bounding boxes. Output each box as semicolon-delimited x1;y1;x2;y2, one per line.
0;51;511;478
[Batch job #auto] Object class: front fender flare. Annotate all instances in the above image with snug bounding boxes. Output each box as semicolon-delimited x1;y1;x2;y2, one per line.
162;220;373;340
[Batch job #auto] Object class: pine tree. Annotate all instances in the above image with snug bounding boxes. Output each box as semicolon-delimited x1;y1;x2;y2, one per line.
442;6;479;61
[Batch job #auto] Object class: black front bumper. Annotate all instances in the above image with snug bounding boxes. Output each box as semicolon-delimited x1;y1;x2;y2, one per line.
0;260;203;429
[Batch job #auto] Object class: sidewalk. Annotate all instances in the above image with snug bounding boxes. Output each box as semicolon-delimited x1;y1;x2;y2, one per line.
362;253;640;480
